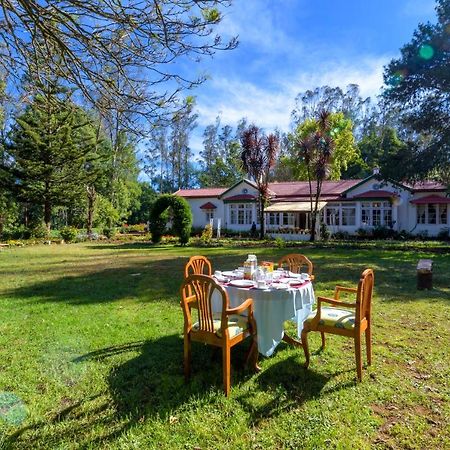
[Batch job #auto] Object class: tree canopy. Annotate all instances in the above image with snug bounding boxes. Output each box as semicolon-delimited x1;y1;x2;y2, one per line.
0;0;236;130
290;112;359;180
383;0;450;183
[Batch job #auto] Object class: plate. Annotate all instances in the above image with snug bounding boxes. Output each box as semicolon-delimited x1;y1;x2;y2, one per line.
222;270;236;277
229;279;255;288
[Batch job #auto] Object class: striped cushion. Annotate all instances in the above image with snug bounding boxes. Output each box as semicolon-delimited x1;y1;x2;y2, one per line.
193;314;249;338
305;307;356;330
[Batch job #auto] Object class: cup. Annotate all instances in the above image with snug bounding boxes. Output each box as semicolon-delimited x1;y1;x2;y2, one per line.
257;280;267;289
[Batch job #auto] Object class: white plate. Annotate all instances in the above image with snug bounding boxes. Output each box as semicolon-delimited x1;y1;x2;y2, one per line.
229;279;255;288
222;270;236;277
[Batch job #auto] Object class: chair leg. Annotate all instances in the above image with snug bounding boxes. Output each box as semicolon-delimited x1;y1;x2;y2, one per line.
245;338;260;372
321;331;326;349
355;334;363;382
222;344;231;396
365;324;372;366
301;328;310;368
184;334;191;381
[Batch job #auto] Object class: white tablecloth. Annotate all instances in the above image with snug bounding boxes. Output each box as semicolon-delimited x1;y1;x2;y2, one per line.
213;281;315;357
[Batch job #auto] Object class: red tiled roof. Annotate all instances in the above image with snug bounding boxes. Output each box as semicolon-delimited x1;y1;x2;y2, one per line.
174;187;227;198
268;180;361;197
404;181;446;191
410;195;450;204
223;194;256;202
351;190;397;199
199;202;217;209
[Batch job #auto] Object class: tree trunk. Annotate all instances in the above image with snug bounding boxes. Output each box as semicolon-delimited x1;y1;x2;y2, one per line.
86;186;96;235
44;200;52;233
259;196;265;240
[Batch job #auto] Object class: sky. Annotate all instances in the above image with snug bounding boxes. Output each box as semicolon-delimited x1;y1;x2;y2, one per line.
177;0;438;154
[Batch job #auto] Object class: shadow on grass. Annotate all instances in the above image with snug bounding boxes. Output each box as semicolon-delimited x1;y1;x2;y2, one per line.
3;257;188;305
8;334;303;447
236;355;331;426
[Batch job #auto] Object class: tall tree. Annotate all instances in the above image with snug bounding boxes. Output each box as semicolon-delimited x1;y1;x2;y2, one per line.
2;82;98;231
198;118;246;187
294;111;336;242
288;112;359;181
0;1;237;130
241;125;279;239
168;98;198;191
291;84;372;139
383;0;450;183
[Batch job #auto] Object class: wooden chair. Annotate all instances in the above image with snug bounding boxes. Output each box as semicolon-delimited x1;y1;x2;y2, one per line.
180;274;258;396
184;255;212;278
278;253;315;280
301;268;374;381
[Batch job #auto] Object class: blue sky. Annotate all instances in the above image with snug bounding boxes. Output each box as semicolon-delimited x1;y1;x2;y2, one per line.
178;0;437;153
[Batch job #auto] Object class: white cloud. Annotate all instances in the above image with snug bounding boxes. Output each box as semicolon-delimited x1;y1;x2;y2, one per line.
195;55;391;133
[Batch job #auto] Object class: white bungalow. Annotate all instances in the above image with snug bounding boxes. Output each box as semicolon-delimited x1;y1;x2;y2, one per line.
174;172;449;239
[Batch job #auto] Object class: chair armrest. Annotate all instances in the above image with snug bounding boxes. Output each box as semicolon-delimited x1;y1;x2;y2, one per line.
226;298;253;315
334;286;357;300
318;296;357;308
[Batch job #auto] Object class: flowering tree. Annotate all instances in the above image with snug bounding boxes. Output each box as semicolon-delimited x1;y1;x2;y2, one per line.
295;110;335;241
241;125;279;239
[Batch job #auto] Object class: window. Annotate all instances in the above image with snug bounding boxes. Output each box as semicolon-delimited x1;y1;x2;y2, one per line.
325;206;340;226
361;202;392;227
342;203;356;226
417;203;447;225
325;203;356;226
282;213;295;227
440;204;447;224
205;210;214;222
229;204;253;225
268;213;280;226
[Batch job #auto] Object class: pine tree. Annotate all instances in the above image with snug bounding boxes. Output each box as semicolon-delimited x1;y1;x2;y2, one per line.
4;81;98;231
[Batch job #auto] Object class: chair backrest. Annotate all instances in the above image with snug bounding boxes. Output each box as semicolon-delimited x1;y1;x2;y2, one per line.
278;253;313;276
184;255;212;278
180;274;228;334
356;268;374;322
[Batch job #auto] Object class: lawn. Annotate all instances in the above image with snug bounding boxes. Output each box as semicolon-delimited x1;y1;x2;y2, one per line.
0;241;449;449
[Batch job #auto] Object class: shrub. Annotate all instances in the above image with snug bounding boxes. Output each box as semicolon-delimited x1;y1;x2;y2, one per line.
415;230;429;240
332;231;351;240
372;226;396;239
356;227;372;239
103;227;116;239
150;195;192;245
201;223;213;245
320;223;330;241
59;226;78;243
31;223;49;239
437;228;449;241
274;237;286;248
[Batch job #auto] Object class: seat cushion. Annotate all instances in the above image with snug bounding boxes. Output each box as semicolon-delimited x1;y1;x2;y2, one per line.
192;314;249;338
305;307;356;330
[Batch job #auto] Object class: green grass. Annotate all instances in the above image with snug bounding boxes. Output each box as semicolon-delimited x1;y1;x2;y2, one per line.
0;242;449;449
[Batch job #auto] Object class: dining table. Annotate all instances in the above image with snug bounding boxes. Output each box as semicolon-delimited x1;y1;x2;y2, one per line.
212;269;316;357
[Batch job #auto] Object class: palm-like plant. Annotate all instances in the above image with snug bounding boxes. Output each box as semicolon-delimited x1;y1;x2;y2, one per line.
296;110;335;241
241;125;279;239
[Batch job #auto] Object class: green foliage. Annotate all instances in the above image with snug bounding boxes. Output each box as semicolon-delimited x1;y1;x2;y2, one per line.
102;226;116;239
2;81;99;229
127;182;158;224
59;226;78;243
94;194;120;228
31;222;49;239
291;112;359;180
274;237;286;248
150;194;193;245
383;0;450;182
201;223;213;245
